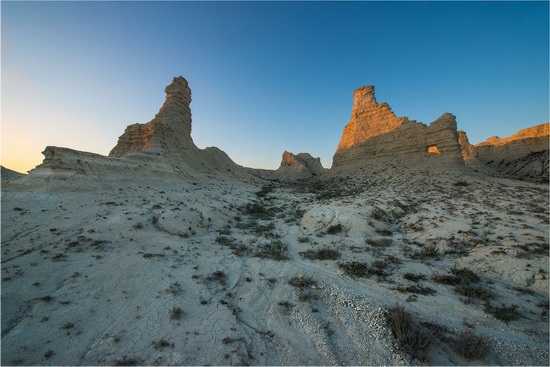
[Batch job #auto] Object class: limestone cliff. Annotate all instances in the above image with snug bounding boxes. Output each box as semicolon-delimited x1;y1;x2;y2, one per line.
473;123;549;182
271;151;325;181
333;86;463;167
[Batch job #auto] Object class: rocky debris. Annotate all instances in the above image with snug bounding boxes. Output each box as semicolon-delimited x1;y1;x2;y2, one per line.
270;151;325;181
460;124;549;182
333;86;463;168
1;166;25;182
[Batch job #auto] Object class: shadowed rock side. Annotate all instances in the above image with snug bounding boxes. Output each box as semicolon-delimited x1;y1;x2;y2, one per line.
459;124;549;182
1;166;25;182
27;77;256;183
270;151;325;181
333;86;464;168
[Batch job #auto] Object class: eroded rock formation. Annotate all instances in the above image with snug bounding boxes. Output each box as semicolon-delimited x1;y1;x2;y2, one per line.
333;86;463;167
29;77;254;182
270;151;325;181
458;130;477;160
464;123;550;182
109;76;193;157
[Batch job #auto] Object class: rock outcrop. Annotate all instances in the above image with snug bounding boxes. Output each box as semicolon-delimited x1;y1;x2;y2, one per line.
333;86;463;168
458;130;477;160
475;123;549;160
109;76;193;158
28;77;255;182
462;123;550;182
270;151;325;181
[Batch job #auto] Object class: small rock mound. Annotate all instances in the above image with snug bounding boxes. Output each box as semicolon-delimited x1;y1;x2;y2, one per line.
270;151;325;181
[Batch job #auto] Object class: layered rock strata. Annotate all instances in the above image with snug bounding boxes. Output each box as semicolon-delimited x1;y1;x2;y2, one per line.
475;123;549;161
29;77;251;182
333;86;464;167
109;76;193;157
271;151;325;181
460;123;549;182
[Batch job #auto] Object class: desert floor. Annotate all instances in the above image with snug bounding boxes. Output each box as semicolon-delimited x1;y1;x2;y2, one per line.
1;165;548;365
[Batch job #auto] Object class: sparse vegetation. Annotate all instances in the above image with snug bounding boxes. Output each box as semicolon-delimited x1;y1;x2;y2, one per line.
113;356;141;366
255;240;288;261
288;275;317;288
338;261;369;278
385;304;432;361
169;306;184;320
326;223;344;234
152;339;171;350
207;270;228;286
453;329;488;360
61;322;74;329
44;350;54;359
403;273;428;282
366;237;392;247
396;284;437;296
300;246;341;260
454;284;494;301
484;302;521;322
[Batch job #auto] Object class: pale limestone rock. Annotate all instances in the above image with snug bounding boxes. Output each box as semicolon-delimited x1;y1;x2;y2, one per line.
333;86;463;168
109;76;193;157
270;151;325;181
28;77;256;182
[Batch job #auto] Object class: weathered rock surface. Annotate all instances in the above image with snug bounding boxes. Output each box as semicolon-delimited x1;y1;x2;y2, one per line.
475;123;549;160
1;166;25;182
458;130;477;160
109;76;193;158
470;123;549;182
270;151;325;181
333;86;464;168
27;77;256;183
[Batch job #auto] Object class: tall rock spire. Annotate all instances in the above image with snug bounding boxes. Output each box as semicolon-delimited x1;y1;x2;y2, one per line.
109;76;194;158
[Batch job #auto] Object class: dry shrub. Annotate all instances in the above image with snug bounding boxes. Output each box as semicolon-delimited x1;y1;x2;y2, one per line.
453;329;488;360
385;304;432;361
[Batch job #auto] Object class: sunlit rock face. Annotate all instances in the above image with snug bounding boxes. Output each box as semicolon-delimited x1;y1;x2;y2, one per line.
474;123;549;182
333;86;464;167
109;76;193;157
458;130;477;160
270;151;325;181
475;123;549;161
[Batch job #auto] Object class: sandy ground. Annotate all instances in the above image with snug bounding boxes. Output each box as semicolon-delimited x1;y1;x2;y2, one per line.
1;164;548;366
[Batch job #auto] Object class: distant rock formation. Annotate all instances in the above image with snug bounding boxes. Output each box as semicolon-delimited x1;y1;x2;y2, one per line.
460;123;549;182
475;123;549;160
28;77;254;182
270;151;325;181
333;86;463;167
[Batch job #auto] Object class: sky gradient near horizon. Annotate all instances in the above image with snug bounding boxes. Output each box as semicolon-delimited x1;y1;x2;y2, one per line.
2;1;549;173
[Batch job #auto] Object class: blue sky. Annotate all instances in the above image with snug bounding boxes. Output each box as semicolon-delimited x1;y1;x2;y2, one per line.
2;1;548;172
